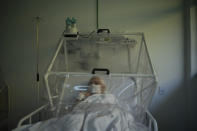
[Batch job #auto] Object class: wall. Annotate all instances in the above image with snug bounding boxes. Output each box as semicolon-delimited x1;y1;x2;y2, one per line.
190;5;197;131
0;0;187;131
191;5;197;77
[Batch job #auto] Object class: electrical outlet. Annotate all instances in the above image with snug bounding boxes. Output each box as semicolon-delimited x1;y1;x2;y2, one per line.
158;87;165;95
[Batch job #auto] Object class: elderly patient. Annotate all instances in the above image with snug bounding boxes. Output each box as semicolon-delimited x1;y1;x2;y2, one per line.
77;76;106;101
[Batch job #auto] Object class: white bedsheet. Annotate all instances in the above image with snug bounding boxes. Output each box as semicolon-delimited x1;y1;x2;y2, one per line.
13;94;148;131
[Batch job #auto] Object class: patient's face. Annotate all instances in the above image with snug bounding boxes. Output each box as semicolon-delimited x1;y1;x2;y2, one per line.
88;76;106;94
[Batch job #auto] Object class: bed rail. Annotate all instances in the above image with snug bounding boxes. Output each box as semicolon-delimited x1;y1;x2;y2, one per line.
146;110;158;131
17;105;158;131
17;104;48;127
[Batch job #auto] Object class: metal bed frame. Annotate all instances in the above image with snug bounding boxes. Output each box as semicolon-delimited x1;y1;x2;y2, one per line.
17;104;158;131
17;32;158;131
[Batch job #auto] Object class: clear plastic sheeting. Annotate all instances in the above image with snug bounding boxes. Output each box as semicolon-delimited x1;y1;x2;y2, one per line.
43;32;157;128
50;33;153;74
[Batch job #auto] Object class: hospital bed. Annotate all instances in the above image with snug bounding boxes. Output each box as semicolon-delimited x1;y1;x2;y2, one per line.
16;29;158;131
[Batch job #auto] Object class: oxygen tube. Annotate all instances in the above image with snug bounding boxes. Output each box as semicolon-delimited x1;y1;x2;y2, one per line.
33;16;42;107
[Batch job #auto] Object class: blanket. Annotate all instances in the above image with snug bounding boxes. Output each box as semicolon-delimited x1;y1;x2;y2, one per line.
13;94;148;131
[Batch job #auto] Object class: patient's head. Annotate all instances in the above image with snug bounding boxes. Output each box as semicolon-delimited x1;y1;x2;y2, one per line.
88;76;106;94
76;76;106;101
